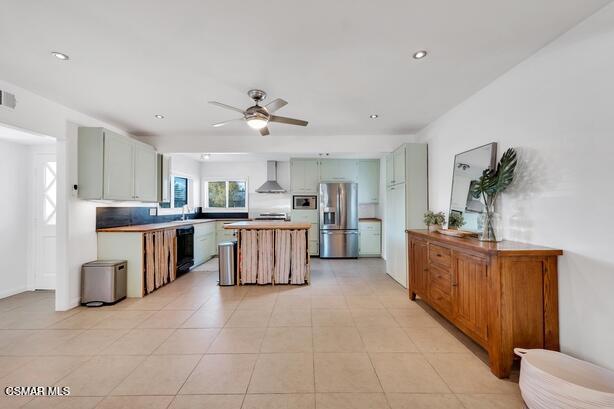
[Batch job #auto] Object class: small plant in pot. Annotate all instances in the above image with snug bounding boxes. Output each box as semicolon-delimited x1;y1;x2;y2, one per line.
448;212;465;230
424;211;446;232
470;148;518;242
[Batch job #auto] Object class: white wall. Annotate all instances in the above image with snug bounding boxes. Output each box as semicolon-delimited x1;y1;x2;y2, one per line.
417;3;614;369
200;160;292;216
0;79;132;310
0;139;30;297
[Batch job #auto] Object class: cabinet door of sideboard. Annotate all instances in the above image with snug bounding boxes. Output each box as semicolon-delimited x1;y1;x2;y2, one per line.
453;252;489;346
409;239;428;299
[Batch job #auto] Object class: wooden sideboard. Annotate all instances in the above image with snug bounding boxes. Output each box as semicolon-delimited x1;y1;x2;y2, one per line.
406;229;562;378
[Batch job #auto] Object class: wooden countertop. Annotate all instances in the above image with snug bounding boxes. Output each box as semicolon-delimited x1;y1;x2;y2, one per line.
359;218;382;222
97;219;249;233
224;221;311;230
406;229;563;256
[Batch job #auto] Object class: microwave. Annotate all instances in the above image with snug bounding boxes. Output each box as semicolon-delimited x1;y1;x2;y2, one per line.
293;195;317;210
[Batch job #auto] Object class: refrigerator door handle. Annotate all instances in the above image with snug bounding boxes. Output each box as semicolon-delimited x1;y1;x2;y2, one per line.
337;189;342;228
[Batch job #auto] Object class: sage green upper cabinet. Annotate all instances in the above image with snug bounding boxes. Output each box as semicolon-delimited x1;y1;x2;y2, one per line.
102;131;135;201
290;159;319;193
133;145;158;202
78;127;158;201
393;145;406;185
319;159;358;182
386;146;406;187
358;159;380;204
385;153;394;187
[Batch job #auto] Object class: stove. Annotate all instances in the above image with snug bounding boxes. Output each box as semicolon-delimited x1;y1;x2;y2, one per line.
254;212;288;221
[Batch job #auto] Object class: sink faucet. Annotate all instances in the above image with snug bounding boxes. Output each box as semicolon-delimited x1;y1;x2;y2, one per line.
181;205;187;221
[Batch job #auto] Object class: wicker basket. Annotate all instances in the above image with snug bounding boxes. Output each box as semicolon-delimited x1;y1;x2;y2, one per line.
515;348;614;409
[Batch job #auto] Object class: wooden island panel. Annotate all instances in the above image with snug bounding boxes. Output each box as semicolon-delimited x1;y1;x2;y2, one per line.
225;222;311;285
407;229;562;378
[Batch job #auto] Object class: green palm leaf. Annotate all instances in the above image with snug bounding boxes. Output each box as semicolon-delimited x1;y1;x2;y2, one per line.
470;148;517;199
470;169;496;199
492;148;517;193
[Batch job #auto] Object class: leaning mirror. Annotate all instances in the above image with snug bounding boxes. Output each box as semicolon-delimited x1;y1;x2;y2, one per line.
449;143;497;233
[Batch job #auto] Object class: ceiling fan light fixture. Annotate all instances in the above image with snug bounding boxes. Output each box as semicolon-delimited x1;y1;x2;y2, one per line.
247;118;268;130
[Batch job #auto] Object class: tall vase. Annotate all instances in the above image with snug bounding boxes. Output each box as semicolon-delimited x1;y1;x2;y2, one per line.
479;211;502;242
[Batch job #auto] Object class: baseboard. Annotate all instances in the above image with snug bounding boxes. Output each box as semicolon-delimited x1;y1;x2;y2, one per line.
56;296;81;311
0;286;28;299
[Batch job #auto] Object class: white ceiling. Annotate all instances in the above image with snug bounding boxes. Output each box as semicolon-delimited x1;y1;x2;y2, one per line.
0;0;609;142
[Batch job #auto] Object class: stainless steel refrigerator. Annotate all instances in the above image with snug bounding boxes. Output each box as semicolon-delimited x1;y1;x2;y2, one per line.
319;182;359;258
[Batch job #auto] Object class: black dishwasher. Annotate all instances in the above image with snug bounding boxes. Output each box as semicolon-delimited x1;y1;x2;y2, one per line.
176;226;194;275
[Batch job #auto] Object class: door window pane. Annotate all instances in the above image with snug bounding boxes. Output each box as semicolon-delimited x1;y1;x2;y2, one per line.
208;181;226;208
44;161;57;225
174;177;188;208
228;181;246;208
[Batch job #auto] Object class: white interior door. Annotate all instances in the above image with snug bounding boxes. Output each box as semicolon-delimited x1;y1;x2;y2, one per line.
34;154;57;289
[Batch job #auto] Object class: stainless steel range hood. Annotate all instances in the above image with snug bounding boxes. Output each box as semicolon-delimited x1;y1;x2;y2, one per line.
256;161;286;193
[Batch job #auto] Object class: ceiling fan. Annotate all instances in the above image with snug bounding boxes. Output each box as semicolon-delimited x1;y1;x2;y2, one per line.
209;89;308;136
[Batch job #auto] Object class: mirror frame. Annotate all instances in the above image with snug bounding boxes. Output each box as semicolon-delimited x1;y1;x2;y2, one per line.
448;142;498;232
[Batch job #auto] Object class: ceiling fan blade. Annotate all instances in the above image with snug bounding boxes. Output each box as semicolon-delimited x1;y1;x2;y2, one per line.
212;117;244;127
259;126;270;136
265;98;288;113
269;115;308;127
208;101;245;114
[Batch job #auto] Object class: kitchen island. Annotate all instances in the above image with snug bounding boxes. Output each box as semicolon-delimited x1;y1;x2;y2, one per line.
224;221;311;285
97;218;246;297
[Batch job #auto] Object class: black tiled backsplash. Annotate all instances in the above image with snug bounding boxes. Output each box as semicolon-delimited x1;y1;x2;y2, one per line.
96;207;248;229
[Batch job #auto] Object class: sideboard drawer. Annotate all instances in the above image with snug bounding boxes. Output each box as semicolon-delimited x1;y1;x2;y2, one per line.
429;243;451;268
429;264;452;295
429;284;452;315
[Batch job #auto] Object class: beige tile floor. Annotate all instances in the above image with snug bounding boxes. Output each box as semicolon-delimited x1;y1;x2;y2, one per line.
0;257;523;408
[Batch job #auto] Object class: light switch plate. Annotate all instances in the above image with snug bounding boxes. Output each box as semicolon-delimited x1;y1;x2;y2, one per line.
149;208;157;216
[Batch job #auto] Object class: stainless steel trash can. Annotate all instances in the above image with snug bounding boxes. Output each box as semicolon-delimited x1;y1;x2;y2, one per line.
81;260;127;307
218;240;237;286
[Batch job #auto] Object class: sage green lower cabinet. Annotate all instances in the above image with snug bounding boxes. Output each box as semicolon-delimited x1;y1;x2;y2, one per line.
194;222;217;266
359;220;381;257
215;221;237;255
291;209;319;256
97;232;144;297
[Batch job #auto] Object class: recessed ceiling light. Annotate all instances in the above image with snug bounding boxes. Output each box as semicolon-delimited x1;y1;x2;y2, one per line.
154;114;165;119
201;153;211;160
412;50;428;60
51;51;69;61
369;114;379;119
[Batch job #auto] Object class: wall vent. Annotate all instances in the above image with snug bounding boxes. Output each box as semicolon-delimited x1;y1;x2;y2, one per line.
0;90;17;109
